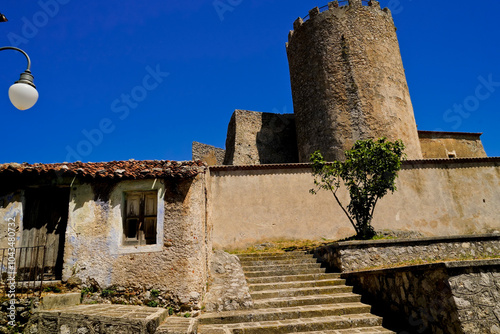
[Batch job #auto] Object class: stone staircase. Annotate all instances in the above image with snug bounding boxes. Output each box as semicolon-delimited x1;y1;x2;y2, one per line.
197;251;394;334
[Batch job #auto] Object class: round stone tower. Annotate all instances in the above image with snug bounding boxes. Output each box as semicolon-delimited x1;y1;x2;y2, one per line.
286;0;422;162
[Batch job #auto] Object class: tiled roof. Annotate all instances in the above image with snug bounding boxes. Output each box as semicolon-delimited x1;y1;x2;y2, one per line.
0;160;206;180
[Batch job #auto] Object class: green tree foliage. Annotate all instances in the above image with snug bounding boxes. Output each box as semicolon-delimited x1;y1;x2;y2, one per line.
310;138;406;239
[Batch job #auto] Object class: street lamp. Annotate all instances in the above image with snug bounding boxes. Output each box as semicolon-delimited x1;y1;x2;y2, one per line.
0;46;39;110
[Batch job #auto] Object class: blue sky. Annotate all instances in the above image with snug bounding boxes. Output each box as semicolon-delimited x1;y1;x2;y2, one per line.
1;0;499;164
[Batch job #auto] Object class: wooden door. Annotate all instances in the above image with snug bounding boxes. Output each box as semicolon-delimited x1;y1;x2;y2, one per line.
22;187;70;280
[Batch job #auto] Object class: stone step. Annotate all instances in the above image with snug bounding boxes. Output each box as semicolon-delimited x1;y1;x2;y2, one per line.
237;252;312;261
293;326;396;333
26;304;168;334
247;273;341;284
251;285;353;300
244;267;325;277
239;257;319;267
155;317;198;334
198;302;372;325
243;262;322;272
252;293;361;309
197;313;383;334
249;278;346;292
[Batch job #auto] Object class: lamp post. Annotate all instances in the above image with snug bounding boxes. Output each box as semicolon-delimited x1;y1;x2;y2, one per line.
0;46;39;110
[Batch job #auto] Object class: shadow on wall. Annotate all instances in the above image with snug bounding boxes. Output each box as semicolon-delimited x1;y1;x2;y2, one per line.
223;110;299;165
256;113;299;164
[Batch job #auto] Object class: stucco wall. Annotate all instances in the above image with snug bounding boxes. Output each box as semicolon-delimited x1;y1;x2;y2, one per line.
62;175;209;307
208;159;500;250
418;131;487;159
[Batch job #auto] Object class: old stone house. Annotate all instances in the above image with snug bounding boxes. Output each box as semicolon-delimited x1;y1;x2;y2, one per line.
0;160;209;308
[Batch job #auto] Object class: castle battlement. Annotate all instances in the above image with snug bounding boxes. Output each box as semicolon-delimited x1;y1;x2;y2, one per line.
286;1;422;162
287;1;392;45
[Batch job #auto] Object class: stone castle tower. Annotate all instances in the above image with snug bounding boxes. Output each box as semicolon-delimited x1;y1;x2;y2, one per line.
194;0;487;165
286;0;423;162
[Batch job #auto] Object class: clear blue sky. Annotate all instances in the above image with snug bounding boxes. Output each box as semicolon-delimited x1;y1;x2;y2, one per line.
1;1;499;164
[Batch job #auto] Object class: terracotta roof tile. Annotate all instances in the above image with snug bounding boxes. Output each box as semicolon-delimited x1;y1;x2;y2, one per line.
0;160;206;180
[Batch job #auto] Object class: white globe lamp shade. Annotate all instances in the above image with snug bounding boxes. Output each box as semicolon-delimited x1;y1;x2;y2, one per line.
9;82;39;110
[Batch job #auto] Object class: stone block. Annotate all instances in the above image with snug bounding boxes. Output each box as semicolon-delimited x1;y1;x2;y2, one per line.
41;292;81;310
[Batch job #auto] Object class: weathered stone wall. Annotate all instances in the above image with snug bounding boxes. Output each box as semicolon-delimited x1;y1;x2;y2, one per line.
343;260;500;334
418;131;487;159
314;234;500;272
447;263;500;333
287;1;422;162
192;141;225;166
208;158;500;250
62;175;210;309
343;263;462;334
223;109;298;165
0;297;38;333
203;250;253;312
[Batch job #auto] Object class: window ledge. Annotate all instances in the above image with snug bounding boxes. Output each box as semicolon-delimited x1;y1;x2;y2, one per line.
114;243;163;255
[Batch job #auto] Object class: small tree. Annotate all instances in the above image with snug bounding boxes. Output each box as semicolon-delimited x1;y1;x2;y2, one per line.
310;138;406;239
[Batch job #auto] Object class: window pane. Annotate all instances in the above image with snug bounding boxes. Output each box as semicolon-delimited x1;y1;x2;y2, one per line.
123;191;158;246
127;196;140;217
126;219;138;239
145;194;157;216
144;218;156;245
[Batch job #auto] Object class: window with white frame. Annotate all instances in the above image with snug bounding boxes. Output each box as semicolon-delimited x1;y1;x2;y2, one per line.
123;191;157;246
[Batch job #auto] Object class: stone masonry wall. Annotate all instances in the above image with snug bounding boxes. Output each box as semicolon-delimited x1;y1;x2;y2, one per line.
192;141;225;166
287;1;422;162
223;110;298;165
314;234;500;272
447;263;500;333
203;250;253;312
343;260;500;334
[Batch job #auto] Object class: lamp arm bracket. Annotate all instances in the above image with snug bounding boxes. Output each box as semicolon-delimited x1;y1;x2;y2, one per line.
0;46;32;71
